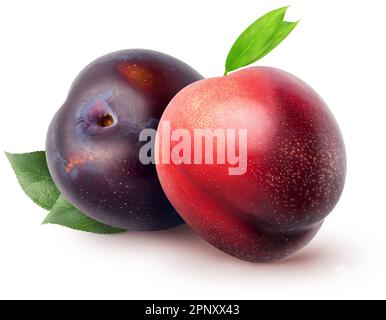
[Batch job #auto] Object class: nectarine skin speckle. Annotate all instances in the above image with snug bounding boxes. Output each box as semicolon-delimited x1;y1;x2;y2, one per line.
156;67;346;262
46;49;203;230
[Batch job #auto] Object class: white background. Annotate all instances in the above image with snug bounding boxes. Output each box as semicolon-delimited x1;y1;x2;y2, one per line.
0;0;385;299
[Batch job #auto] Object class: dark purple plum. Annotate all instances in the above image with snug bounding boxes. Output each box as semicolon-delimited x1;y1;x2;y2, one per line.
46;49;203;230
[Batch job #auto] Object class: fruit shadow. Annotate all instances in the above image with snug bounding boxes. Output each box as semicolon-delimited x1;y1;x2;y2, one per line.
81;223;354;275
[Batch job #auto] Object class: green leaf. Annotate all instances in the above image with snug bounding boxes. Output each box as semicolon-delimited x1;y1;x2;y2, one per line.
258;20;299;61
43;195;126;234
6;150;126;234
225;6;298;75
5;151;60;209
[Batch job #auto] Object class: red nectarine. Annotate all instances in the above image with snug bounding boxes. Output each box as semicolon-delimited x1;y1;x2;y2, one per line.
156;67;346;262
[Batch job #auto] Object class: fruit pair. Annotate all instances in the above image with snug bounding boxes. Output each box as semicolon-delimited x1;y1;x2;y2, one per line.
17;7;346;262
